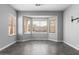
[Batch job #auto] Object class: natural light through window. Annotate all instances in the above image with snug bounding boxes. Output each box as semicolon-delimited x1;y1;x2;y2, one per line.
49;16;56;33
8;15;16;36
32;20;47;32
24;16;31;33
23;16;56;34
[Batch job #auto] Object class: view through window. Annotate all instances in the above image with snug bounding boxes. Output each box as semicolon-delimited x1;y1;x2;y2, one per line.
24;16;31;33
23;16;56;33
49;17;56;33
8;15;16;36
32;20;47;32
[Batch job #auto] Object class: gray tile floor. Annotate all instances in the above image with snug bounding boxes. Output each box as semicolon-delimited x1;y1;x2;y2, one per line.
0;40;79;55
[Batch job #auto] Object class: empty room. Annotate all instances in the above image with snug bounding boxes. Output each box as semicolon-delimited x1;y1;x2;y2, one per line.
0;4;79;55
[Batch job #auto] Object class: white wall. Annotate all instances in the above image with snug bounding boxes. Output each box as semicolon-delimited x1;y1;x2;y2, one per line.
18;11;63;42
63;5;79;50
0;4;17;50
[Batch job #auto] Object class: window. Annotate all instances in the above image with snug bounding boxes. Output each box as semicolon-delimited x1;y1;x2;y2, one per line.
49;17;56;33
24;16;31;33
32;20;47;32
8;15;16;36
23;16;56;33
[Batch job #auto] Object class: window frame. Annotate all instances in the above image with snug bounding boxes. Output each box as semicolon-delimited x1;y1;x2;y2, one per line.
23;16;31;34
23;16;57;34
8;14;16;36
32;20;48;33
49;16;56;33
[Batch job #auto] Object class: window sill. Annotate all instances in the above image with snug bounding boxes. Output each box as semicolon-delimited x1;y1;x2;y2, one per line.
8;35;16;37
49;32;56;33
32;32;48;34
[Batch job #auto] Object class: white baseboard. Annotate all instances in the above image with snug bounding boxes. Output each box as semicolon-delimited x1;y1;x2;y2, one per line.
0;41;16;51
49;39;62;42
17;39;62;43
64;41;79;51
49;39;57;42
17;39;31;42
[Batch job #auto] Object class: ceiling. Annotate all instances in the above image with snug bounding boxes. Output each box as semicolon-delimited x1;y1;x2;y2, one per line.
10;4;71;11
